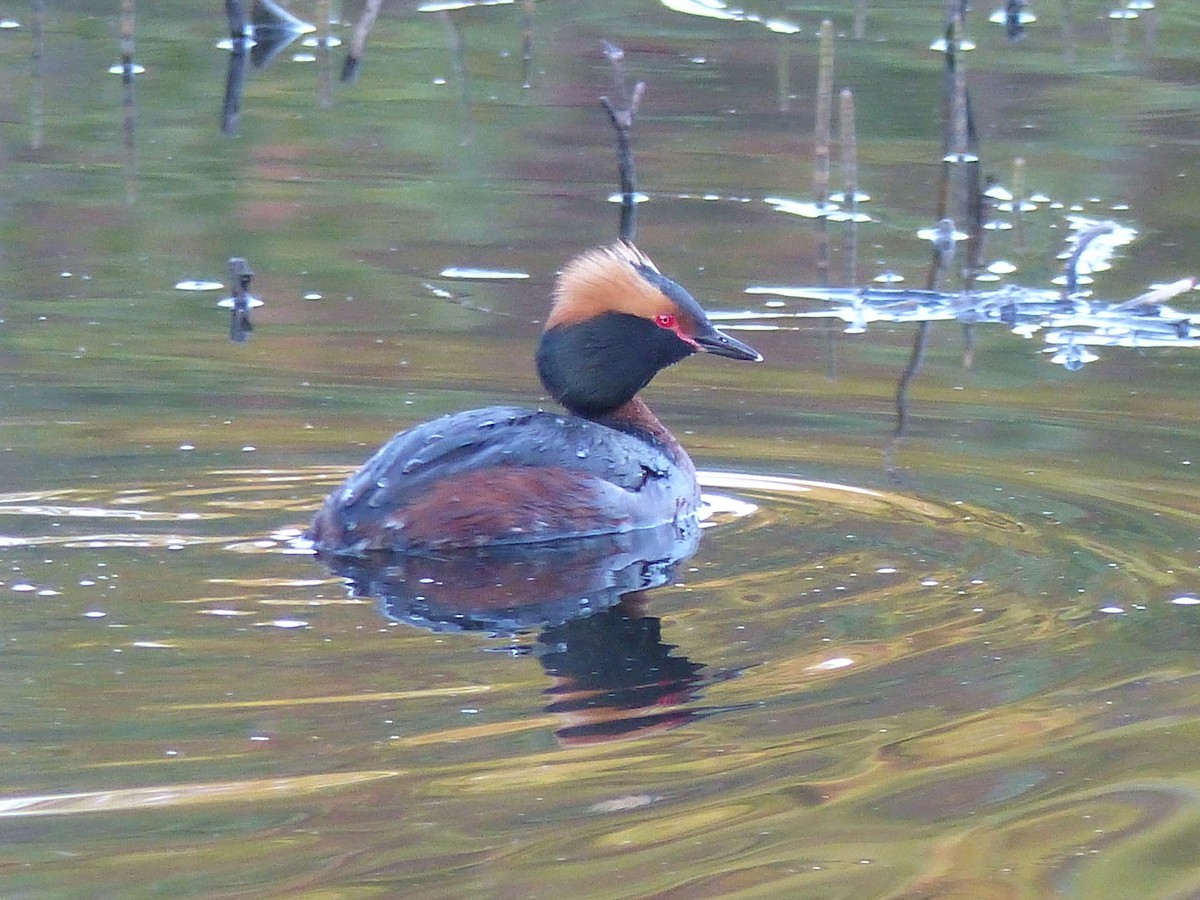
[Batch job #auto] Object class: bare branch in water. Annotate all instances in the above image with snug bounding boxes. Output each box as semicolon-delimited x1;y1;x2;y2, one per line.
885;321;929;480
895;0;982;469
342;0;383;84
599;41;645;243
228;257;254;343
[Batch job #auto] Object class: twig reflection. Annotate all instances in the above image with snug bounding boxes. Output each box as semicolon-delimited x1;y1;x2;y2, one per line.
220;0;315;135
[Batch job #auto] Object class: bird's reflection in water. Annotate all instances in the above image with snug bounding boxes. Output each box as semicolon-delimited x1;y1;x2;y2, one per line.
319;519;746;744
539;592;741;746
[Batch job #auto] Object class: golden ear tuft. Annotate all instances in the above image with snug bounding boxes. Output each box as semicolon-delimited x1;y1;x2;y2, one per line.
611;240;660;274
545;242;674;329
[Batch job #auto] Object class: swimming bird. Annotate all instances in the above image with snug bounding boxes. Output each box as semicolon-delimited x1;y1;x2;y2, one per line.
307;241;761;555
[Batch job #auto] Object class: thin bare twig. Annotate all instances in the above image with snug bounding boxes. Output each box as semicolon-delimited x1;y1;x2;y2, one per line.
600;42;645;243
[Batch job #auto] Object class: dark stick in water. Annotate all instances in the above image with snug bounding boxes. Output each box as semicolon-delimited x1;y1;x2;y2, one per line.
228;257;255;344
599;42;644;244
341;0;383;84
889;0;982;475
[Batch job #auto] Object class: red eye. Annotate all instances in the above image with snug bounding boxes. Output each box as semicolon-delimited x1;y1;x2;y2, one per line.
655;313;677;330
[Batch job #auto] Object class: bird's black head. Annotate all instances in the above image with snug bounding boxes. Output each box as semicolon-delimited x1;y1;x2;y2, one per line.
536;242;761;416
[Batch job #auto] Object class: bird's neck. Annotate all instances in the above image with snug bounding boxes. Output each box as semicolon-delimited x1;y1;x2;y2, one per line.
536;314;693;420
596;396;695;475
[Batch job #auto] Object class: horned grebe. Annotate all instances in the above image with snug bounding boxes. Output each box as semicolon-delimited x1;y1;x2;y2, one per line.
307;241;760;554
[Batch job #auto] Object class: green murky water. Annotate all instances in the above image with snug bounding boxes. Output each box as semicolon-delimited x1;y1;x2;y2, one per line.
4;2;1200;896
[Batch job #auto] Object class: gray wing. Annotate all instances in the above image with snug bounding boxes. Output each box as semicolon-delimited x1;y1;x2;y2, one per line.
331;405;674;512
